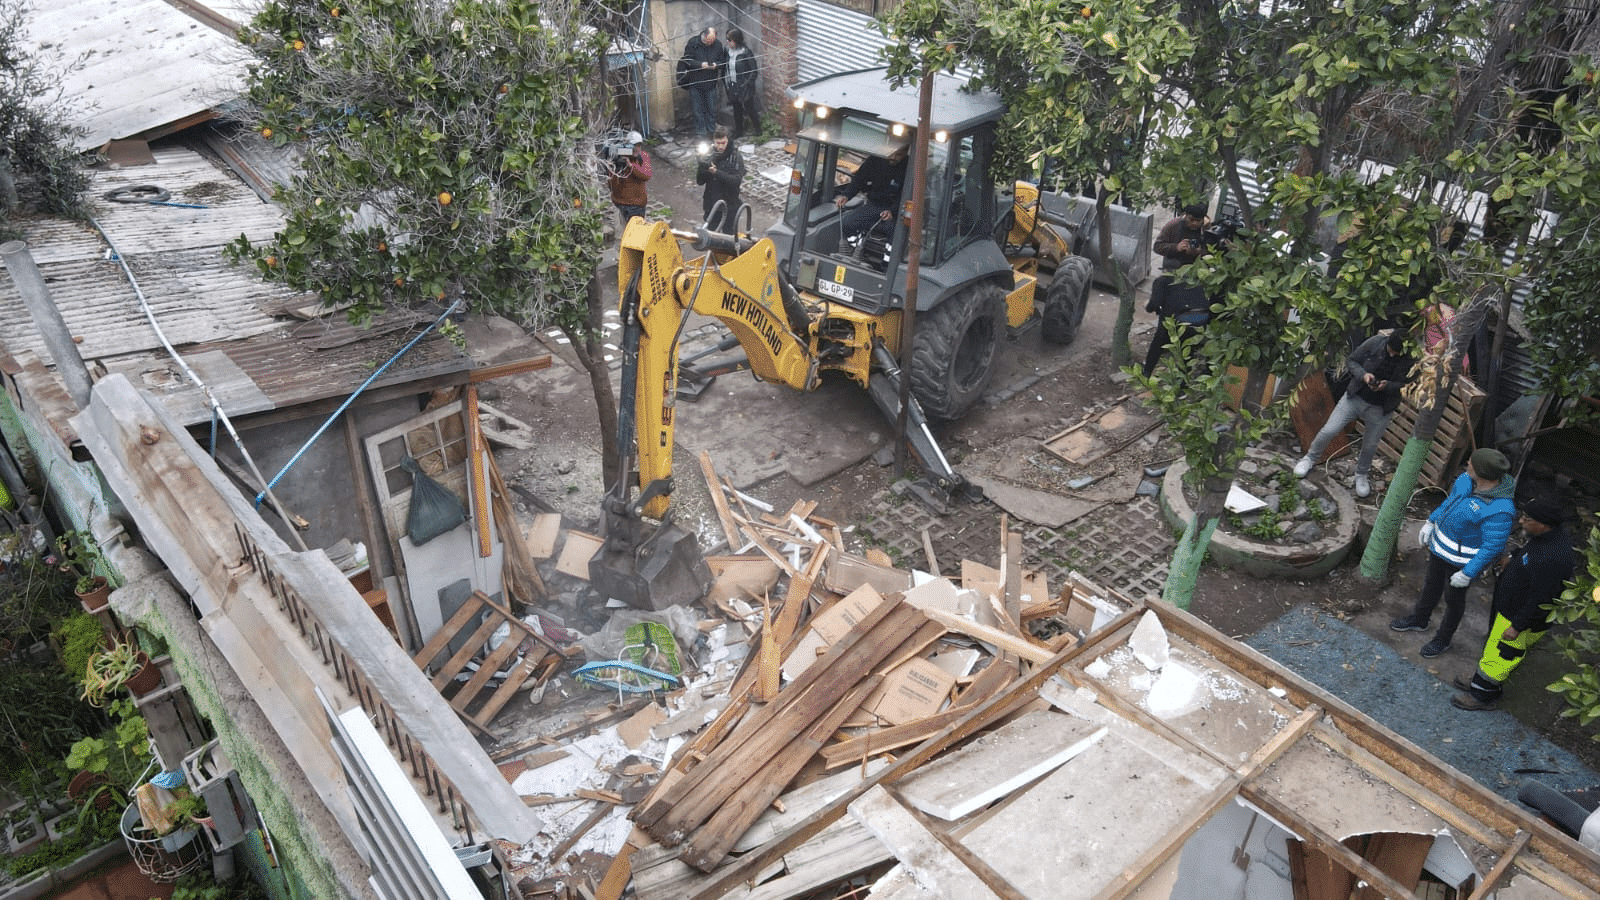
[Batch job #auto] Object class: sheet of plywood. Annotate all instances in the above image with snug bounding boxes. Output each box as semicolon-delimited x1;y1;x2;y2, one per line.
553;530;603;579
524;514;562;559
896;709;1108;820
954;730;1211;899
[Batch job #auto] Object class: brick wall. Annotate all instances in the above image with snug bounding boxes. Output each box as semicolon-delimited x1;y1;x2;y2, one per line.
759;0;799;134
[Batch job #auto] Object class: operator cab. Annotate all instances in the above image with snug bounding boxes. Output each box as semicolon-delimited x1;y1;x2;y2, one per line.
769;68;1005;317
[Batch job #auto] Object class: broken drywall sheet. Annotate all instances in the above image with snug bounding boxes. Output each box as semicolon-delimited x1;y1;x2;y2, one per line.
1146;660;1204;718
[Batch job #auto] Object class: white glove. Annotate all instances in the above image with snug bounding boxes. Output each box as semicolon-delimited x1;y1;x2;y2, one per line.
1418;521;1436;547
1449;570;1472;589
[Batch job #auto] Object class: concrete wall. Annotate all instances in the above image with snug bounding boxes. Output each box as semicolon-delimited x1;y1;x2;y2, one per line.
650;0;797;135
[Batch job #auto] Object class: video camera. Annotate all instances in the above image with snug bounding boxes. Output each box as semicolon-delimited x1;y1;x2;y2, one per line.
1200;211;1244;248
598;128;643;174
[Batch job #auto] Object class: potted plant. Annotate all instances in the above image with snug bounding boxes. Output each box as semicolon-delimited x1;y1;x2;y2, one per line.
166;791;211;832
82;641;161;706
54;530;110;611
65;697;150;810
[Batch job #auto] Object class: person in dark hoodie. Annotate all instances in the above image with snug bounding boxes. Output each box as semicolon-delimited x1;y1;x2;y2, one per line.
1451;495;1574;710
1292;329;1417;498
1391;448;1518;658
696;128;745;232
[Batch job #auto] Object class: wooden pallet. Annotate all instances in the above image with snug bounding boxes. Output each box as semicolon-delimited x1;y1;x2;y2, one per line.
1365;374;1486;489
411;591;549;736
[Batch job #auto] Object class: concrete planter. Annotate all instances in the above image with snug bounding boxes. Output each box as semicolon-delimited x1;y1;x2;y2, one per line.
1159;450;1359;579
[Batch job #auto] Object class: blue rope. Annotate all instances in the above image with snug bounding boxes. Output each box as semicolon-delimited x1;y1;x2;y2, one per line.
254;300;463;507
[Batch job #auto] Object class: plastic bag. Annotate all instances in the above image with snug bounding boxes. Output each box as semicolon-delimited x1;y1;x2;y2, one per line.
401;456;466;545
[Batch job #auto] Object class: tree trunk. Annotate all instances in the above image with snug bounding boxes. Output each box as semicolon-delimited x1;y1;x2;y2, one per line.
1357;290;1496;582
1096;193;1135;368
560;274;621;489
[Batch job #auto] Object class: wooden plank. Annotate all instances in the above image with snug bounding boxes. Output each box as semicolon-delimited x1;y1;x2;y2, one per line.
698;451;743;549
1001;519;1022;628
1463;830;1529;900
554;530;603;579
847;785;1007;899
430;611;505;691
465;387;492;557
680;675;883;871
524;514;562;559
919;606;1052;664
641;603;925;844
469;646;547;728
466;354;553;382
450;622;524;710
772;543;828;648
633;594;905;833
412;591;489;670
920;528;940;576
820;661;1016;768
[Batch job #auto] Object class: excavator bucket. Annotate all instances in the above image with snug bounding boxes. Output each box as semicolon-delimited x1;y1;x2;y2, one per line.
589;509;713;612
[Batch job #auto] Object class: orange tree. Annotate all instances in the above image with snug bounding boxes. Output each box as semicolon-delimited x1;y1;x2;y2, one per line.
229;0;628;483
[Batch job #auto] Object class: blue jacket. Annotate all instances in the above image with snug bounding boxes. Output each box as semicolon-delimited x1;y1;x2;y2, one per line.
1427;471;1516;579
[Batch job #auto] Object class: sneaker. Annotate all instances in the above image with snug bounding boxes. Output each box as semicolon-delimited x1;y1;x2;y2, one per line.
1452;691;1493;711
1389;616;1428;632
1421;637;1451;658
1354;474;1371;498
1292;456;1314;478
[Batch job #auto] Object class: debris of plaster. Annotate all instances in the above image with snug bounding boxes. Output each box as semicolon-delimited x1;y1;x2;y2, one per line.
1130;610;1170;671
1146;660;1205;718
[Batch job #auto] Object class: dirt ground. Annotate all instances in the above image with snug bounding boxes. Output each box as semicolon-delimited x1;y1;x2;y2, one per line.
469;136;1600;777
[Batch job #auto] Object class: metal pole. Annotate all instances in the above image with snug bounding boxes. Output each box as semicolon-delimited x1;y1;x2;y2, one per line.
895;67;935;477
0;241;95;409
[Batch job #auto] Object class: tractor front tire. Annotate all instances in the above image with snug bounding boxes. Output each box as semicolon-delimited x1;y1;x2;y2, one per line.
911;283;1005;421
1042;255;1094;345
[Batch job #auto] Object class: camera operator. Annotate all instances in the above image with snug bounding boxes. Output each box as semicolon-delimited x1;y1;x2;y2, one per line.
1143;202;1215;377
1154;203;1210;271
606;131;652;238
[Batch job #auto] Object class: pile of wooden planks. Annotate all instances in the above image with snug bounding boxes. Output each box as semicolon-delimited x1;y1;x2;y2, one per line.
589;462;1127;900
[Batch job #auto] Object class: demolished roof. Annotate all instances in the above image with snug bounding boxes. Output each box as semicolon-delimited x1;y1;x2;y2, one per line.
0;144;470;446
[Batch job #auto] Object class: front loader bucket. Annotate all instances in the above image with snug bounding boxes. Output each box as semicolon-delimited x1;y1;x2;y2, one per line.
589;519;713;612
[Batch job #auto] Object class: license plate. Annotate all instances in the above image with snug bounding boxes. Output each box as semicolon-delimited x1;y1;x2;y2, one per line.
817;279;853;301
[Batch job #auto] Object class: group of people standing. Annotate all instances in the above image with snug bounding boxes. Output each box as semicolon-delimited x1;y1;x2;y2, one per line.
677;26;761;141
606;24;761;238
1146;203;1578;716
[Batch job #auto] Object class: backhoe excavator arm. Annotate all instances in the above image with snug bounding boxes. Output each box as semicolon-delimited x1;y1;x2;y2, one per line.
616;218;816;519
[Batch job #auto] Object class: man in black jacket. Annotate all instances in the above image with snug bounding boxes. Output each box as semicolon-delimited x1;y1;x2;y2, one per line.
696;129;745;232
833;147;908;243
1292;329;1416;497
1452;496;1575;710
680;27;728;139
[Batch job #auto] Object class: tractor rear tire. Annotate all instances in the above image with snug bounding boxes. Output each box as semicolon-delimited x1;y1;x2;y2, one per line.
911;283;1005;421
1042;255;1094;345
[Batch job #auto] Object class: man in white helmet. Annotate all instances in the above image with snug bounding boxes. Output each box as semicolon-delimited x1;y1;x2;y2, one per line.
606;130;652;237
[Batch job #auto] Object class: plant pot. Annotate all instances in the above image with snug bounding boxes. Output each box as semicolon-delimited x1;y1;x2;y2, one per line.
124;652;162;697
68;770;108;802
77;576;111;612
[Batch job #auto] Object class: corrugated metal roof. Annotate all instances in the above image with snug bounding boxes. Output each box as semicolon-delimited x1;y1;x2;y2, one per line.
0;145;471;431
21;0;247;150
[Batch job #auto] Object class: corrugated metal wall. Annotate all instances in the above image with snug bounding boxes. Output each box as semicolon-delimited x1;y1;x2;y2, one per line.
796;1;893;83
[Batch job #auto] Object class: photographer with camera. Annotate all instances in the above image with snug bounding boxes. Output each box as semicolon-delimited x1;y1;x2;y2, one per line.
1143;203;1217;377
606;131;652;237
696;128;745;232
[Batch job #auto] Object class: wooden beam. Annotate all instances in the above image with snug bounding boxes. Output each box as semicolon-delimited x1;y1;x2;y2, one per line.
698;451;742;549
466;355;553;382
919;605;1052;665
1464;830;1529;900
